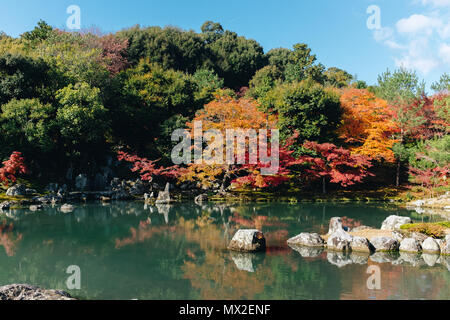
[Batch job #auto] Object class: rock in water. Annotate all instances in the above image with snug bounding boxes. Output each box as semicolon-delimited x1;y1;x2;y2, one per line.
371;237;400;252
195;194;208;205
350;236;374;253
60;204;75;213
399;238;422;253
29;205;43;211
0;284;75;300
328;217;345;234
422;237;440;254
380;215;412;231
327;229;353;252
155;183;171;204
228;229;266;252
287;233;324;247
6;184;27;197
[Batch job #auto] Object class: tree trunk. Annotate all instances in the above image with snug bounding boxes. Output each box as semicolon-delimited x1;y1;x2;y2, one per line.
220;166;231;194
396;160;401;187
322;177;327;194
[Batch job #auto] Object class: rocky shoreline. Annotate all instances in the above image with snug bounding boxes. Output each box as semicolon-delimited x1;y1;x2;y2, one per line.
0;284;75;300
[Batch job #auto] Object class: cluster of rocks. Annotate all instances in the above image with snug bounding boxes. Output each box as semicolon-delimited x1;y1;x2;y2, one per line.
227;215;450;271
288;216;450;256
407;192;450;211
0;284;75;300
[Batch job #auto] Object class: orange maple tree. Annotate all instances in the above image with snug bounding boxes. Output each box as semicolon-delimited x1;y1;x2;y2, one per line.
180;96;297;190
338;88;398;163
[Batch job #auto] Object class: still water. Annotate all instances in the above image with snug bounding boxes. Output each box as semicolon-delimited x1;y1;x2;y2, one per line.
0;202;449;300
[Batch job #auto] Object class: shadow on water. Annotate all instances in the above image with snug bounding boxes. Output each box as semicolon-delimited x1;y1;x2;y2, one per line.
0;201;448;300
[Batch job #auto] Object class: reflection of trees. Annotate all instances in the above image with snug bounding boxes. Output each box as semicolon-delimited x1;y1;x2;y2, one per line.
339;262;450;300
0;221;23;256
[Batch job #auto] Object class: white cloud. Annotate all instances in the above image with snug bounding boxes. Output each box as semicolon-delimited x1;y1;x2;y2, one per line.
371;3;450;76
421;0;450;7
396;14;442;34
439;43;450;64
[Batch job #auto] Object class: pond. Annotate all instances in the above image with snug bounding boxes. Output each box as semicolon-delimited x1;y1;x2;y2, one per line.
0;202;449;300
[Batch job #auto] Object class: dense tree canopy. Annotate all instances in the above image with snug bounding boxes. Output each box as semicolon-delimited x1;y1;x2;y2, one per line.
0;20;447;194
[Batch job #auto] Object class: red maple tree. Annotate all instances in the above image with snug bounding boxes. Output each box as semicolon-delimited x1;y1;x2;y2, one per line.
117;151;180;182
298;142;373;193
0;152;28;186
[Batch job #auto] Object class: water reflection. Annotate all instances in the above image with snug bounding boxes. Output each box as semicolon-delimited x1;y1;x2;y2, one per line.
0;202;448;300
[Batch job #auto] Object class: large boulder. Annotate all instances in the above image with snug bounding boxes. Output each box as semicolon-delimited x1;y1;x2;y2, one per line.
0;284;74;300
399;238;422;253
371;237;400;252
228;229;266;252
155;183;171;204
6;184;27;197
328;217;345;234
287;233;324;247
350;236;374;253
380;215;412;231
422;237;440;254
327;229;352;252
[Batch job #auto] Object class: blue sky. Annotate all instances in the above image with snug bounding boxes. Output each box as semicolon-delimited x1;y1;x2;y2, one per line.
0;0;449;88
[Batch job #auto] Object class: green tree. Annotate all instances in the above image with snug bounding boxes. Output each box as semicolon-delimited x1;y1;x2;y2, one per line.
55;82;109;148
431;73;450;93
265;80;341;149
0;98;55;156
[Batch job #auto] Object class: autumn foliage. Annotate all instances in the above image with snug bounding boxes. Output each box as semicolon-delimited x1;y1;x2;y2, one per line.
299;141;373;193
117;151;180;181
0;152;28;186
338;88;398;162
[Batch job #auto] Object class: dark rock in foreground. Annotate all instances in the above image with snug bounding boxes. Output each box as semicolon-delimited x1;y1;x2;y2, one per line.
0;284;75;300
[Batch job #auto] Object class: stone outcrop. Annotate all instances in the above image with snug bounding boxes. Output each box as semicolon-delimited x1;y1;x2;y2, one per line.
380;215;412;231
0;284;75;300
228;229;266;252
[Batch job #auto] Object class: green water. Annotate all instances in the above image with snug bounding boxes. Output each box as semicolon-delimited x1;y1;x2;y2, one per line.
0;202;449;300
